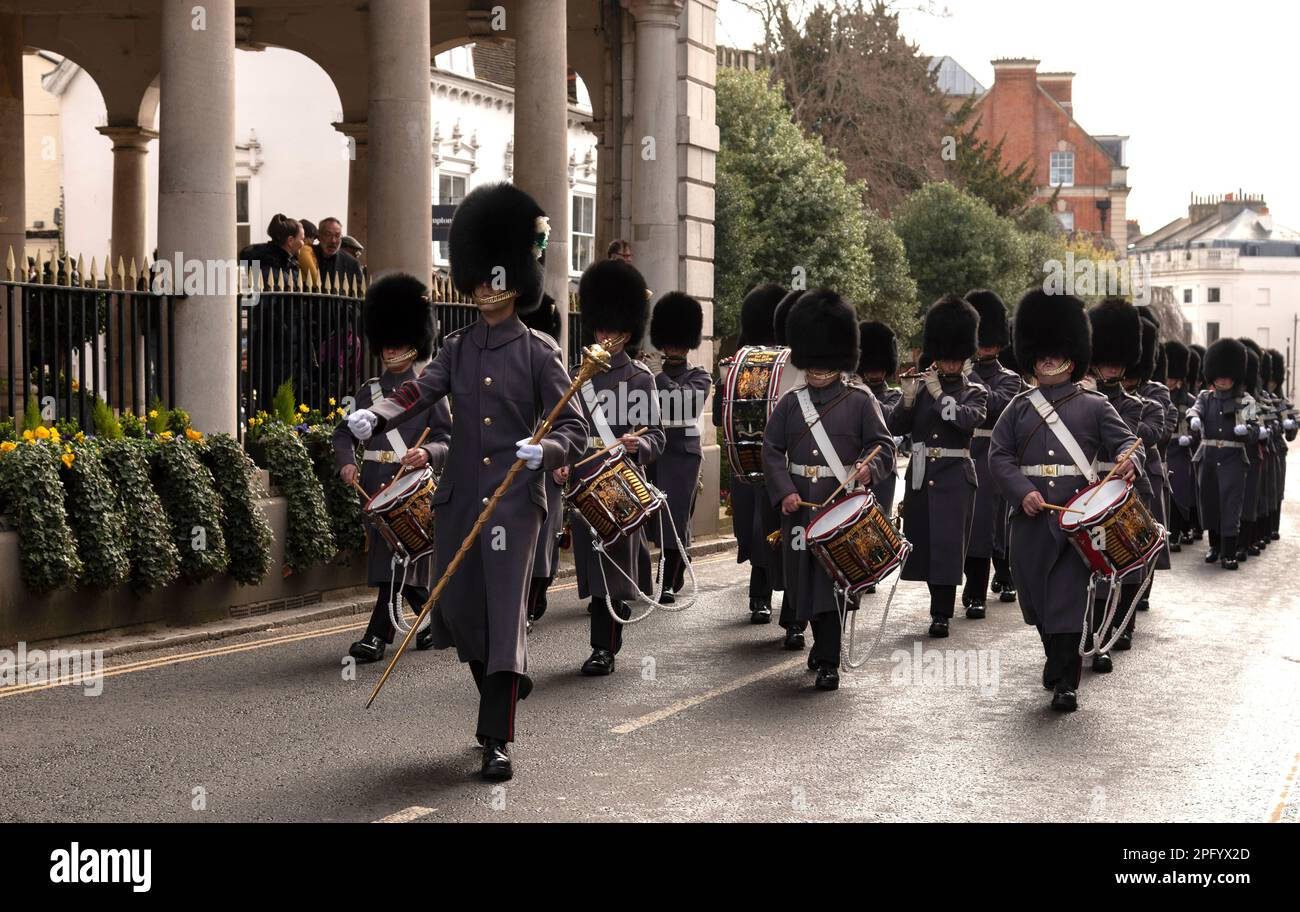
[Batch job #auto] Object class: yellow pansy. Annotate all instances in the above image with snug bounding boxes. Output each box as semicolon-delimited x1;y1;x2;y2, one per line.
34;426;50;439
159;430;174;440
149;410;158;419
74;431;85;442
299;404;310;414
186;428;203;442
61;452;75;469
21;430;33;441
49;428;60;442
328;398;336;407
0;441;16;453
248;418;256;426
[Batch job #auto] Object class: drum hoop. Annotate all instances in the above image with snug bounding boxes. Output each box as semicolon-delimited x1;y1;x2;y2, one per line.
807;491;873;540
365;468;433;514
1060;479;1130;531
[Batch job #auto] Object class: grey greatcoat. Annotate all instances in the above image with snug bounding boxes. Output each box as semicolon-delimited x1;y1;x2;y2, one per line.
864;378;903;515
1137;381;1174;569
570;350;667;601
761;379;895;620
647;359;712;551
967;359;1023;560
714;374;784;586
1188;388;1258;537
1165;386;1199;520
332;361;453;587
887;376;988;586
988;382;1143;635
365;316;588;677
530;473;564;580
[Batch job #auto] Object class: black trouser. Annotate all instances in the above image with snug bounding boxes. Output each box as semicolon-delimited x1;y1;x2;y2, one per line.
469;661;521;743
590;597;631;654
992;552;1012;588
1097;583;1138;638
809;612;841;668
527;576;551;621
1167;505;1185;542
662;549;687;594
1044;631;1082;692
928;583;957;620
365;584;431;643
962;556;990;605
748;565;773;604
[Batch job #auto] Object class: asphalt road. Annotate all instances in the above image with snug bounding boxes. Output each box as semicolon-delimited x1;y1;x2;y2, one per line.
3;457;1300;823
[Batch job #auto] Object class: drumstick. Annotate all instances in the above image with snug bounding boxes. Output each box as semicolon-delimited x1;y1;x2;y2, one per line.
798;500;821;510
574;427;648;469
1038;502;1083;515
349;478;369;501
389;427;432;485
1099;437;1142;488
820;444;884;506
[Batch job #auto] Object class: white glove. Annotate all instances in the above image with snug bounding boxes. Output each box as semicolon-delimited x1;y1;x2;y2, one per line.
515;438;544;470
1178;435;1192;447
923;369;943;401
892;436;905;448
1285;419;1296;431
900;376;920;407
1189;416;1202;433
347;408;378;441
1234;423;1248;437
1259;426;1270;440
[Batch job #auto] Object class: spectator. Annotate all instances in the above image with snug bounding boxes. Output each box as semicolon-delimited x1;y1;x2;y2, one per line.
239;214;303;286
316;217;365;290
607;239;632;263
341;235;365;268
298;218;321;288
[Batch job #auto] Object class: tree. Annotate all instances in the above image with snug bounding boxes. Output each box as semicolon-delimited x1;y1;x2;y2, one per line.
860;207;919;338
714;67;876;339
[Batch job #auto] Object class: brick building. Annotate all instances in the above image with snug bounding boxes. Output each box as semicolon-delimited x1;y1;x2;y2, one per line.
971;58;1130;250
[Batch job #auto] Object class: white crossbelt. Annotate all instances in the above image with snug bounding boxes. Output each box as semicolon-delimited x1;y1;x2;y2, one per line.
581;380;619;450
910;444;971;490
794;388;849;485
1026;388;1098;484
972;428;994;438
369;379;409;459
1019;464;1091;477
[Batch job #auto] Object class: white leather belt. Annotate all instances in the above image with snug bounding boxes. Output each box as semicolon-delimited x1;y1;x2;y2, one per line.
1020;464;1089;477
910;444;970;489
1095;461;1118;472
1201;439;1245;449
972;428;994;439
788;461;838;479
363;450;400;463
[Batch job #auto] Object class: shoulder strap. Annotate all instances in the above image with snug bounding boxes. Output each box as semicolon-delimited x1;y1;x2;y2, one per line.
369;379;408;457
581;379;618;448
1026;388;1097;482
795;388;849;484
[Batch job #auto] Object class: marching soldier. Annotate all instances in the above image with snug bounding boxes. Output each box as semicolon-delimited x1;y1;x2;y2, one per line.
887;296;988;638
961;290;1022;619
1188;343;1208;540
335;275;453;663
991;344;1028;603
647;292;711;603
988;290;1141;712
520;294;565;629
566;259;666;676
1126;311;1173;610
761;290;896;690
1163;341;1198;551
1266;348;1297;540
1188;337;1256;571
343;182;588;781
857;320;903;514
1252;347;1279;555
1236;342;1266;561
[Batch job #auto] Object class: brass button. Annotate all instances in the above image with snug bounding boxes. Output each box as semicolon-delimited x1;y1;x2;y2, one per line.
482;457;490;465
931;433;938;439
928;480;935;487
484;376;493;385
1048;449;1056;456
483;417;492;426
1048;480;1056;487
812;449;819;456
482;497;490;506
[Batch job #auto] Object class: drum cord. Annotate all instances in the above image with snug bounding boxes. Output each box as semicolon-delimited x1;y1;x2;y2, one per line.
387;555;432;637
591;488;700;625
1077;529;1163;657
839;547;910;671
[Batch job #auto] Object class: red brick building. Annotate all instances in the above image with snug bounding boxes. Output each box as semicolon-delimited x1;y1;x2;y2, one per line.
972;59;1130;250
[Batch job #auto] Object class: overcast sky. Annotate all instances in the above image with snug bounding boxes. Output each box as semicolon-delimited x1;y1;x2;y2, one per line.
715;0;1299;233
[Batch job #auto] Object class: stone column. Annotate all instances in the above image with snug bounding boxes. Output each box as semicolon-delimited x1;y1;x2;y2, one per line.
0;15;23;416
366;0;430;280
513;0;571;356
333;121;368;248
97;124;156;268
157;0;237;433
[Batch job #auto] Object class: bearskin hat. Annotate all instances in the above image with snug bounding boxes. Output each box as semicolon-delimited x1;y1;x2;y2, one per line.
1244;347;1260;392
857;321;898;378
1087;298;1142;370
1189;343;1206;387
1013;289;1090;383
363;272;435;361
1268;348;1287;386
649;291;703;351
1131;317;1159;382
1163;340;1190;382
579;259;650;348
773;290;802;346
786;289;859;373
520;293;562;342
1204;338;1247;386
998;344;1021;377
921;295;979;363
964;289;1009;349
1260;349;1273;388
739;283;786;347
448;182;547;315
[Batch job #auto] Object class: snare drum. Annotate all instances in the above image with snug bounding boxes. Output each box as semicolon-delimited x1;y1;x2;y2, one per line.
722;346;802;484
567;452;664;547
364;468;438;562
1059;478;1165;580
806;491;911;595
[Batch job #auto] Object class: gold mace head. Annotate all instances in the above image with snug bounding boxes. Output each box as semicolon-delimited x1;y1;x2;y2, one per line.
579;343;613;381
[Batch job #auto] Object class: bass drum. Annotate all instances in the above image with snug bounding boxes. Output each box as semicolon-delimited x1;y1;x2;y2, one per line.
722;345;802;484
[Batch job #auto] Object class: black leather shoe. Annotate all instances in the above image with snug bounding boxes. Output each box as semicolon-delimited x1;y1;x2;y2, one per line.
1136;599;1150;612
814;664;840;691
1181;531;1195;545
1246;543;1261;557
348;634;386;663
1092;652;1113;673
863;583;877;595
928;618;949;638
990;578;1004;594
1271;531;1281;541
1111;631;1133;651
581;649;616;676
1236;548;1249;562
1221;557;1239;571
783;628;806;650
965;602;986;620
750;602;772;624
481;738;512;781
999;587;1017;603
1169;542;1181;553
659;589;676;605
1204;548;1220;563
416;625;436;650
1051;687;1078;712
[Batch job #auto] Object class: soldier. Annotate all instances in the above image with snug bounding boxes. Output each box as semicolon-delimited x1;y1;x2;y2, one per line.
1163;340;1197;551
566;259;666;676
1266;348;1297;540
519;294;565;630
1188;338;1256;571
343;182;588;781
991;343;1028;603
1252;347;1279;555
961;290;1023;619
988;291;1141;713
1236;341;1267;561
856;321;904;595
646;292;711;604
1187;343;1208;540
334;275;453;663
887;296;988;638
1126;311;1173;610
761;290;896;690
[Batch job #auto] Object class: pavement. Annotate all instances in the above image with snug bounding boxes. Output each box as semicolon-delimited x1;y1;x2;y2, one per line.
2;454;1300;823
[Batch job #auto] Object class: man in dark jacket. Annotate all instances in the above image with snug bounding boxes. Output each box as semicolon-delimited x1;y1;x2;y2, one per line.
316;216;365;290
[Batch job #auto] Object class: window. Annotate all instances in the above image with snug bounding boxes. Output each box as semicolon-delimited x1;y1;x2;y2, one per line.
1258;287;1271;306
1206;322;1220;344
571;194;595;274
1049;151;1075;187
435;173;468;264
236;180;251;252
1207;287;1221;303
1054;210;1074;233
1183;288;1192;304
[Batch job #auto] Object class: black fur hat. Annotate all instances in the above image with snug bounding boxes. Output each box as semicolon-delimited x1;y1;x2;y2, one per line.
1189;343;1206;387
998;344;1021;377
739;284;786;346
579;259;650;348
1132;319;1159;382
1204;338;1247;386
857;321;898;377
448;182;547;315
1088;298;1142;370
1268;348;1287;386
922;295;979;363
1163;340;1190;381
964;289;1009;349
650;291;703;351
1244;347;1260;393
1259;349;1273;389
364;272;435;361
786;289;859;372
520;292;562;342
1013;289;1090;383
773;290;802;346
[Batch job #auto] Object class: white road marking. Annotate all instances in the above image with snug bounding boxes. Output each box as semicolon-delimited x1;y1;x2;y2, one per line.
373;805;438;823
611;656;807;734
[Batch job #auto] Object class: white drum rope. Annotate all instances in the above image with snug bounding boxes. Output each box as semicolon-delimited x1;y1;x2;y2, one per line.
592;487;699;625
387;554;431;636
839;550;910;671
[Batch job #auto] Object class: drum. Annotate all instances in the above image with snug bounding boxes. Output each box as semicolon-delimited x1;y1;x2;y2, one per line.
806;491;911;595
567;451;664;547
722;346;802;484
1059;478;1165;579
364;468;438;562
